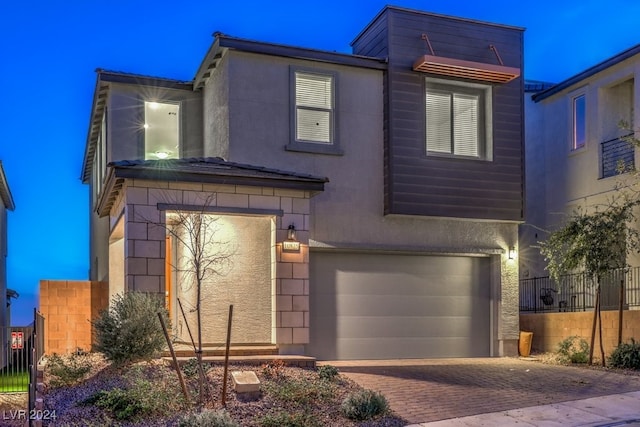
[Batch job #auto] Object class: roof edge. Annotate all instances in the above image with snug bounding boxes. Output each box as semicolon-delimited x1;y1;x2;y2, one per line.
351;5;524;47
0;162;15;211
533;43;640;102
194;34;387;88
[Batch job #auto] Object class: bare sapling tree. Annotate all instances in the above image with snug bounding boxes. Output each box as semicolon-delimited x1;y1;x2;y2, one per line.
141;193;236;407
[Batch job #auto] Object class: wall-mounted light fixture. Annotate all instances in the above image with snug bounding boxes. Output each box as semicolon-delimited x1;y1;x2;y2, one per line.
287;224;297;241
508;246;516;260
283;224;300;252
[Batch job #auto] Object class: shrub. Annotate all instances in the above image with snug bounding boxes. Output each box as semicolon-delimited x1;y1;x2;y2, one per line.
182;357;200;378
92;292;169;365
609;338;640;370
341;389;388;421
316;365;339;381
82;375;178;422
46;353;93;388
178;409;239;427
557;336;590;364
264;377;335;405
261;359;286;379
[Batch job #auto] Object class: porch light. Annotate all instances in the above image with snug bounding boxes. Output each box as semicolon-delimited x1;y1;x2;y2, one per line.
287;224;297;241
283;224;300;253
508;246;516;260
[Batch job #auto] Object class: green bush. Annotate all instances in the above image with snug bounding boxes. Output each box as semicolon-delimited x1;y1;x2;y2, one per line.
92;292;169;365
178;409;239;427
316;365;339;381
82;376;178;421
89;388;146;421
46;353;93;388
557;336;590;364
182;358;200;378
609;338;640;370
341;389;388;421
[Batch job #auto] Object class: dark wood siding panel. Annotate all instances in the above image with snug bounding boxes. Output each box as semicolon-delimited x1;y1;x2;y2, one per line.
352;13;389;58
381;8;523;221
388;15;521;68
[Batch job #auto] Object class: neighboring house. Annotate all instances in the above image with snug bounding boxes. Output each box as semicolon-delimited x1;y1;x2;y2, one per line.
0;161;15;366
521;44;640;307
81;6;524;360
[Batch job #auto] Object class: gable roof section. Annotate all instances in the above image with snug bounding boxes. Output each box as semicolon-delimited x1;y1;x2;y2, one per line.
80;69;194;184
0;161;15;211
193;34;387;89
533;43;640;102
97;157;329;217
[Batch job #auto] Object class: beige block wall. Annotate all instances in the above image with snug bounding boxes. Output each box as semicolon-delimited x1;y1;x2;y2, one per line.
520;310;640;358
39;280;109;355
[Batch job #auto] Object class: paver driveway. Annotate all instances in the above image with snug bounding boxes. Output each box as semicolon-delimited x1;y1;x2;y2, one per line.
321;358;640;425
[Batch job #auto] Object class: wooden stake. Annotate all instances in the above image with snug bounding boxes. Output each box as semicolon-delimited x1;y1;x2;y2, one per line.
158;311;190;403
588;285;599;365
221;304;233;408
618;280;625;346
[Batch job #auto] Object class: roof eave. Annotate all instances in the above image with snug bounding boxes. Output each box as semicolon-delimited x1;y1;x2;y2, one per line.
98;162;328;217
533;43;640;102
194;34;387;89
0;162;15;211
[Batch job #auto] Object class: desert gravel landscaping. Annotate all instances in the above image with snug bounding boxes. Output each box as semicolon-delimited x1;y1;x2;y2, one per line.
41;353;407;426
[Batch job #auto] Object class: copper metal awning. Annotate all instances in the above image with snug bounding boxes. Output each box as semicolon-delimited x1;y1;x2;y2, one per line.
413;34;520;84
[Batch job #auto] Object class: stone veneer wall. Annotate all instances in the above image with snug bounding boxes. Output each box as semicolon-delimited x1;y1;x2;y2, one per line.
111;179;312;350
39;280;109;354
520;310;640;357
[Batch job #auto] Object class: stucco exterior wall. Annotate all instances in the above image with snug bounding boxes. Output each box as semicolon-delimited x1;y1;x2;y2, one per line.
174;215;272;344
203;50;521;350
203;53;230;160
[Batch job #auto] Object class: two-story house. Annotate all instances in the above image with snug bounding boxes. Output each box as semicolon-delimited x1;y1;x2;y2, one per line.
81;6;524;360
522;44;640;309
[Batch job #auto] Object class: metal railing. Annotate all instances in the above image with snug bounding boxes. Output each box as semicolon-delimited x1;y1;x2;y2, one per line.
28;309;45;426
601;135;635;178
520;267;640;313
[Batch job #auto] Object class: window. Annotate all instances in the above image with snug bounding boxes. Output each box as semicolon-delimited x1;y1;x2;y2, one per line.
572;94;586;150
286;69;342;155
295;71;333;143
144;101;180;160
425;79;491;159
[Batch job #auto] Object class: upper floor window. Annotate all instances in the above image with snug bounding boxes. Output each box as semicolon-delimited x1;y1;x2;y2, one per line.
295;71;333;143
286;69;343;155
572;94;586;150
144;101;180;160
425;78;492;160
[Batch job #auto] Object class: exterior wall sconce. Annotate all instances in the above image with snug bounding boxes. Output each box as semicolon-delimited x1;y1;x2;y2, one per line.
287;224;297;241
508;246;516;260
283;224;300;252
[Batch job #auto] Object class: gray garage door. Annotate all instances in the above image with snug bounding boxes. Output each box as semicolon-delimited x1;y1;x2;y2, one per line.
308;252;491;360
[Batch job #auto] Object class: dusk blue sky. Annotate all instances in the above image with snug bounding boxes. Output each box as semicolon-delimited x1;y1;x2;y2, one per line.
2;1;640;325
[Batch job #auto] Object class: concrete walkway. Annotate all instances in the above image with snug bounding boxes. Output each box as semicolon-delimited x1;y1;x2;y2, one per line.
411;391;640;426
320;358;640;426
